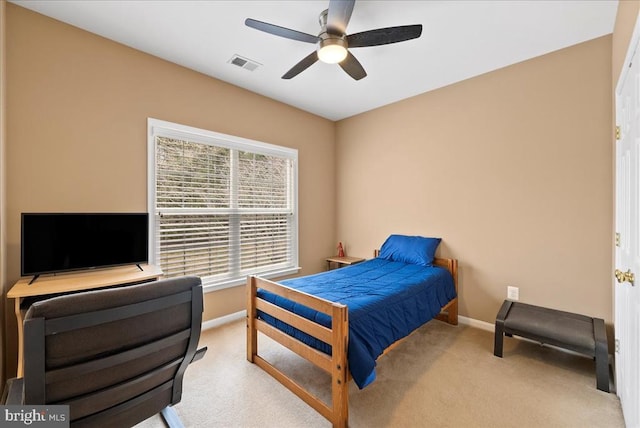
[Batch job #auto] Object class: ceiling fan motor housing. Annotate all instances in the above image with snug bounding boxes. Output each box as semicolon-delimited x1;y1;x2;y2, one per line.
317;9;348;63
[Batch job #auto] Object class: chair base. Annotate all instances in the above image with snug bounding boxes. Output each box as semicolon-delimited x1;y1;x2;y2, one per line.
161;406;185;428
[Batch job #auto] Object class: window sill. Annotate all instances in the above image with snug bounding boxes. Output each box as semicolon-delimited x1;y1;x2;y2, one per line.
202;266;302;293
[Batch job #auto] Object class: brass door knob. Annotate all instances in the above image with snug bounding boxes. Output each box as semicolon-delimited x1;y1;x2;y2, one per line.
615;269;635;285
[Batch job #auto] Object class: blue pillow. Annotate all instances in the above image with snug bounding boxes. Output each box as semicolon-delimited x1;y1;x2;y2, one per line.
378;235;441;266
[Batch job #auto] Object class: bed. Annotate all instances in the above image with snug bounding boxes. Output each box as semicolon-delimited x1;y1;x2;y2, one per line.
246;235;458;428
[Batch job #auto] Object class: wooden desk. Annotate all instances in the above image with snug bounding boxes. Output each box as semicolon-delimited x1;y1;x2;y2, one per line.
8;264;163;376
325;256;365;270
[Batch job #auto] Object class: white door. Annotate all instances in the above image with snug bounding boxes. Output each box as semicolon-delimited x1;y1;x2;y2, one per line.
615;15;640;427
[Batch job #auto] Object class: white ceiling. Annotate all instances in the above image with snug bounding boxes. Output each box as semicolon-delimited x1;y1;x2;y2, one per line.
12;0;618;121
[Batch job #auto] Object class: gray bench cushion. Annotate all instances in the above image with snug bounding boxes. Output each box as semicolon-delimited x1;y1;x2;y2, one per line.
494;300;609;392
503;302;595;355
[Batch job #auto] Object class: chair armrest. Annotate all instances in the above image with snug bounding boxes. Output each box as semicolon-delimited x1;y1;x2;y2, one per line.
191;347;207;364
2;378;24;405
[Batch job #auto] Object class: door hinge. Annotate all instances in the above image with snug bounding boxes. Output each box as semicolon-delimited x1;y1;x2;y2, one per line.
615;338;620;353
616;125;621;140
616;232;621;247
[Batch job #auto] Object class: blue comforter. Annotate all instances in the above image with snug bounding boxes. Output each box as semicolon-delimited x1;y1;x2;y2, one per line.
257;257;456;389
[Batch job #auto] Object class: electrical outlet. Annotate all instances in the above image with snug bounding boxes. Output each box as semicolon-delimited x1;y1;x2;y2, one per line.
507;286;519;301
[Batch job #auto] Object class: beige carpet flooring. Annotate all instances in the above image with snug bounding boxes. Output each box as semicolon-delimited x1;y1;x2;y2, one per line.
137;319;625;428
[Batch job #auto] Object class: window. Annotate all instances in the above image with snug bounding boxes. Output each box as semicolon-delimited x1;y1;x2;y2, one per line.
148;119;298;291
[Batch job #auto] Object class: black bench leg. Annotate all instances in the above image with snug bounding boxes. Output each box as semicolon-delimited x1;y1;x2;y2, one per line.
494;300;513;357
494;321;504;357
593;318;609;392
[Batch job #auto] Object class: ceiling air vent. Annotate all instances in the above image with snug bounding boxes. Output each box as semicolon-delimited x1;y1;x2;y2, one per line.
228;54;261;71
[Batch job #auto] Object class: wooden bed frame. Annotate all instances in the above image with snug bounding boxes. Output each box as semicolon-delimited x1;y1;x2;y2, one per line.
246;255;458;428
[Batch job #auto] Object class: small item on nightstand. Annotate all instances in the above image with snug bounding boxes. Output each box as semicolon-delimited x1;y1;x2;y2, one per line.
337;242;345;257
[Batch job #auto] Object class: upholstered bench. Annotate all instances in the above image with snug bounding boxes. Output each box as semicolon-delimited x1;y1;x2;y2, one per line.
494;300;609;392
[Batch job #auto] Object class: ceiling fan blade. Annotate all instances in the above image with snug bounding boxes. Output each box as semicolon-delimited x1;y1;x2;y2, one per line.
339;51;367;81
282;51;319;79
245;18;320;44
327;0;355;35
347;24;423;48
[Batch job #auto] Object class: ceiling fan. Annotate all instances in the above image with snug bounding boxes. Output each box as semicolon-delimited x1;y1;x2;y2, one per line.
245;0;422;81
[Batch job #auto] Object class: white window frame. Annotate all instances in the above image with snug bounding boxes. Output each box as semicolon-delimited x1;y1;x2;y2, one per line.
147;118;299;292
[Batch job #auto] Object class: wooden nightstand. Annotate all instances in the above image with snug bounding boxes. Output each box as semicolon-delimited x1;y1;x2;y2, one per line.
325;256;365;270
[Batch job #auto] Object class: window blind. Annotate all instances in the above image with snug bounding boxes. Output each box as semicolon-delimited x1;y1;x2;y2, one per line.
148;120;298;289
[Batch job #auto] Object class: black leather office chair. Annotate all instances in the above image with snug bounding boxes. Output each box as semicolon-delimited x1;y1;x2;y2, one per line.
3;275;206;427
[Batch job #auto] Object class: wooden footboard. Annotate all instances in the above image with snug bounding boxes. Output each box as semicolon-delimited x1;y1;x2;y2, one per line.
246;256;458;428
246;276;349;427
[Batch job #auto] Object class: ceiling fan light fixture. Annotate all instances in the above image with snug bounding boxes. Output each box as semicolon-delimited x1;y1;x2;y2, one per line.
245;0;422;80
317;38;348;64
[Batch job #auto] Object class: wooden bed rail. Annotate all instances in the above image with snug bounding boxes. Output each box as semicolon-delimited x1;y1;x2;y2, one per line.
246;276;350;427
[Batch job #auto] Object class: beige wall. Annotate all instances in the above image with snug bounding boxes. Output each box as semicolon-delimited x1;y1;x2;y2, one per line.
2;1;627;379
3;4;335;377
0;0;7;385
336;35;613;325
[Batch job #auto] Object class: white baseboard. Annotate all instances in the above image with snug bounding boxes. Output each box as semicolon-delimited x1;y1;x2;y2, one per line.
202;310;246;331
459;315;494;332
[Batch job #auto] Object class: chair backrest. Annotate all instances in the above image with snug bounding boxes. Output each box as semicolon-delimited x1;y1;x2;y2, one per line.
22;276;203;427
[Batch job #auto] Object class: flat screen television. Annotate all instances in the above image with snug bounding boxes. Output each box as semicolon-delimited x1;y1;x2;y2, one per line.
21;213;149;281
